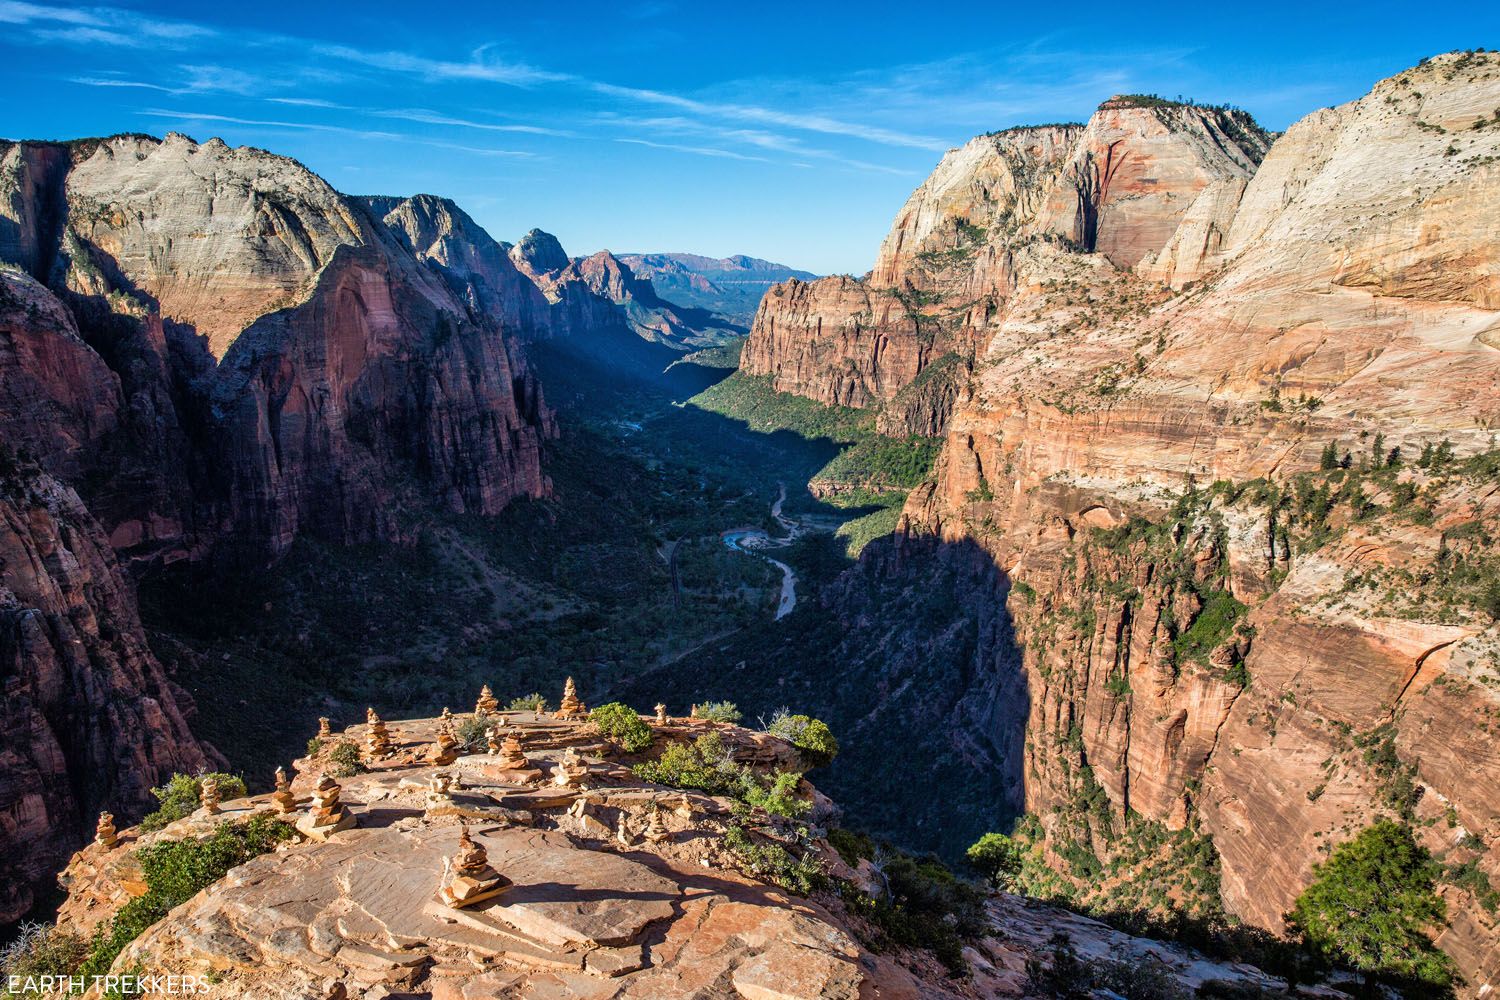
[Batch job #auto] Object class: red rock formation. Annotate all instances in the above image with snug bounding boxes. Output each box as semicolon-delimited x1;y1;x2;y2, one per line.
742;104;1270;435
0;468;212;923
776;52;1500;988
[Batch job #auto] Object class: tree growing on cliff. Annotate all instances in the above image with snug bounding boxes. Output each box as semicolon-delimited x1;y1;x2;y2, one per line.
1287;820;1453;993
965;832;1023;890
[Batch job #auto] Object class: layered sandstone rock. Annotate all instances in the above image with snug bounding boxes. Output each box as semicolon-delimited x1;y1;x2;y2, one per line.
52;710;1302;999
742;103;1270;434
0;468;211;923
794;52;1500;989
515;234;742;350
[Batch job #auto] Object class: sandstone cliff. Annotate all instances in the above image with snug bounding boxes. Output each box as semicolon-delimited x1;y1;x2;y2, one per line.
843;51;1500;989
741;101;1271;436
513;231;742;350
0;465;211;924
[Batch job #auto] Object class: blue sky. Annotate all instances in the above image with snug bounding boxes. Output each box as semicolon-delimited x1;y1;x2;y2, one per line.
2;2;1496;274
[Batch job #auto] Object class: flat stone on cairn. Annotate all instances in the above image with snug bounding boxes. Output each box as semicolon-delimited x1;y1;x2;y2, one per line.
364;708;392;761
296;774;356;840
200;774;222;815
554;676;587;720
272;767;297;815
95;811;118;849
475;684;499;717
437;826;511;909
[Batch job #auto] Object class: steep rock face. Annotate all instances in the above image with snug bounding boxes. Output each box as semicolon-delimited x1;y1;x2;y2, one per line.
883;52;1500;988
49;133;371;358
211;245;553;562
362;193;552;337
518;239;742;351
0;134;558;565
743;105;1268;435
0;469;211;923
0;268;121;479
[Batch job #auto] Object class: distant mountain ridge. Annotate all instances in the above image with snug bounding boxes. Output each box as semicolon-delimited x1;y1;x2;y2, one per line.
617;252;817;328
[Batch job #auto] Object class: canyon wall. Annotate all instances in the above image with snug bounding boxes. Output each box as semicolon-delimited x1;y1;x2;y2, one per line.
769;53;1500;988
741;102;1270;435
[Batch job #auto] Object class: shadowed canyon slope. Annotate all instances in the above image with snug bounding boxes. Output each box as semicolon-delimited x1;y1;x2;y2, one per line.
741;52;1500;988
0;131;732;924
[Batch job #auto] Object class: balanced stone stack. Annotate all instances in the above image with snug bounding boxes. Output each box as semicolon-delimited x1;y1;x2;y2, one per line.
655;703;667;725
475;685;499;717
272;767;297;815
554;747;589;788
365;709;392;760
496;733;531;771
296;774;356;840
430;719;458;765
437;826;512;909
644;803;670;844
200;774;222;815
486;725;505;756
425;773;455;812
555;677;587;720
95;812;118;849
317;717;332;739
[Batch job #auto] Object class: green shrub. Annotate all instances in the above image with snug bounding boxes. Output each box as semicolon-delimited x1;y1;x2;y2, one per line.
139;772;247;832
724;825;824;895
634;732;807;817
0;922;88;985
765;711;839;768
842;850;989;975
326;740;364;777
454;717;489;752
507;692;550;712
590;702;653;753
1288;820;1452;990
966;832;1023;889
305;736;324;756
634;732;738;794
79;816;294;980
695;700;743;724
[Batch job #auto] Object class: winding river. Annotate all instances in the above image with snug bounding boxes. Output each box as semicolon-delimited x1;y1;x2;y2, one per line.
722;484;799;620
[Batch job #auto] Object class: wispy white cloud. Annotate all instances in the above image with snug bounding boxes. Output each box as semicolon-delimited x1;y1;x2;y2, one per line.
591;82;948;151
71;75;179;93
138;109;401;140
616;138;773;163
369;108;571;137
310;43;568;87
1;1;214;46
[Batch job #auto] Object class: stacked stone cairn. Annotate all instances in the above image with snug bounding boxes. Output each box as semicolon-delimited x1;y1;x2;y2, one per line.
437;826;512;909
297;773;356;840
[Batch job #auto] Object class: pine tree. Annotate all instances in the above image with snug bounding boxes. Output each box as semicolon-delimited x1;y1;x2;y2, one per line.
1288;820;1452;991
1320;441;1340;471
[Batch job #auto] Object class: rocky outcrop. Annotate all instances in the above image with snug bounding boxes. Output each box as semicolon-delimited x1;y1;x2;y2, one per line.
800;52;1500;989
0;467;211;924
50;709;1309;999
516;236;742;351
0;134;558;565
743;103;1271;436
617;252;817;328
361;194;552;338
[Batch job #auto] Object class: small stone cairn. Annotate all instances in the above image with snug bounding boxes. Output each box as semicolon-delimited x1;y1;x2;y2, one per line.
365;708;392;760
555;676;587;720
474;684;499;718
272;767;297;815
437;826;512;909
95;811;118;849
200;774;222;815
296;773;356;840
